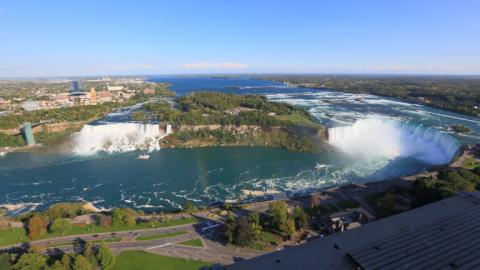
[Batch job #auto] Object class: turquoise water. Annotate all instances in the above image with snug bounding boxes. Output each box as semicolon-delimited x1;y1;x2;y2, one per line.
0;77;479;213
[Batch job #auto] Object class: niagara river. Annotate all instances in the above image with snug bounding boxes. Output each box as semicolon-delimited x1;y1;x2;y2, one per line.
1;77;479;214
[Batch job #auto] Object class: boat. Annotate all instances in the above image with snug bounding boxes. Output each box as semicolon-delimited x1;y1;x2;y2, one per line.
314;163;329;170
137;154;150;160
0;152;6;157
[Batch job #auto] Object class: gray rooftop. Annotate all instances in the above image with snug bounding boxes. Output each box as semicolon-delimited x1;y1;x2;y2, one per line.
227;192;480;270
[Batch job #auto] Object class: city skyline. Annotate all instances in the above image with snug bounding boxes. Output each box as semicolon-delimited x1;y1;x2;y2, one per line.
1;0;479;77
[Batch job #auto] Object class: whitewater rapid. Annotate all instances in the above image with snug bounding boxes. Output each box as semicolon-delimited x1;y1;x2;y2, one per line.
328;118;461;165
71;123;170;155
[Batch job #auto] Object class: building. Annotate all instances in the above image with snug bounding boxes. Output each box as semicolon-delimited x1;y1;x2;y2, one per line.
143;88;155;94
227;192;480;270
23;122;35;146
21;100;41;111
107;85;124;91
89;87;97;100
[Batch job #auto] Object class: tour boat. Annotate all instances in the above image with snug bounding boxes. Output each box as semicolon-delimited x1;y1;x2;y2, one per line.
314;163;328;170
137;154;150;160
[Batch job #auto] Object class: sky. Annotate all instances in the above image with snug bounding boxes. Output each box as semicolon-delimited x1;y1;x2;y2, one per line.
0;0;479;77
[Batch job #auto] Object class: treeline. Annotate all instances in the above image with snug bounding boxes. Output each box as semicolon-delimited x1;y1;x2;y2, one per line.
224;201;308;248
0;241;115;270
0;133;25;148
264;75;480;116
0;103;119;130
411;167;480;206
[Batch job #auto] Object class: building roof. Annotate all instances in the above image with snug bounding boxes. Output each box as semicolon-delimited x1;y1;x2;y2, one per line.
227;192;480;270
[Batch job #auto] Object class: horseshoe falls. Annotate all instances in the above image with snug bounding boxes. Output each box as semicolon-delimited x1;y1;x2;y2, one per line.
328;117;461;165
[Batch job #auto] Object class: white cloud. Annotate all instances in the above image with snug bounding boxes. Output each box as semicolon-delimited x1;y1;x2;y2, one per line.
182;62;249;70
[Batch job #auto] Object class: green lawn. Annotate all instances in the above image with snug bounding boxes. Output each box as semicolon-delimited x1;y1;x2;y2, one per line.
0;217;198;247
0;227;29;247
275;112;323;129
136;230;188;241
250;231;280;250
463;157;480;170
177;238;203;247
112;251;210;270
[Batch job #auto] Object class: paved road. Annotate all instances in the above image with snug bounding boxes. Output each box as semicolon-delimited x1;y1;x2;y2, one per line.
0;223;197;250
1;220;267;265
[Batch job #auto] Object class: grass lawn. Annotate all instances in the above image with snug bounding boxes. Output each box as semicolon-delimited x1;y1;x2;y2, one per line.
135;230;188;241
275;112;323;129
463;157;480;170
250;231;281;250
112;251;210;270
177;238;203;247
337;199;360;209
0;217;198;247
0;227;29;247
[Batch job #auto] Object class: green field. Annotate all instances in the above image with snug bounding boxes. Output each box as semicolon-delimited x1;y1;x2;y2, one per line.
251;231;280;250
136;230;188;241
275;112;323;129
177;238;204;247
112;251;210;270
0;217;198;247
0;227;29;247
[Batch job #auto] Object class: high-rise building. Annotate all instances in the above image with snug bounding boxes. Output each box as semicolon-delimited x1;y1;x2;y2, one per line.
69;81;85;96
23;122;35;146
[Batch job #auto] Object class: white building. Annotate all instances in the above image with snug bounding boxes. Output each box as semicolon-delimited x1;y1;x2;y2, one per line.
107;85;124;91
21;100;41;111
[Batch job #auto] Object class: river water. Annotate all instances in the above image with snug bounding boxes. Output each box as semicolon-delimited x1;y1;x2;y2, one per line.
1;77;479;213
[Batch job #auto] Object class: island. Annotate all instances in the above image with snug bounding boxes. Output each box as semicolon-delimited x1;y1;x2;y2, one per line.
134;92;327;152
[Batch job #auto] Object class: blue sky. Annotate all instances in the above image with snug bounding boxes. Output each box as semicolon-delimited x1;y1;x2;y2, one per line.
0;0;479;77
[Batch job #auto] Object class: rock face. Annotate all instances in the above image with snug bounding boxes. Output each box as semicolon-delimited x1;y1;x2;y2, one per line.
163;124;328;152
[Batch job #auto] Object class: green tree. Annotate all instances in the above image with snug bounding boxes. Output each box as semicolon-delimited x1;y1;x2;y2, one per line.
112;208;136;227
96;242;115;269
13;252;47;270
284;217;296;239
267;201;289;234
50;218;72;235
184;201;197;212
377;193;395;216
0;253;12;270
72;255;92;270
48;260;70;270
60;254;73;270
248;211;261;227
28;215;47;240
292;207;308;230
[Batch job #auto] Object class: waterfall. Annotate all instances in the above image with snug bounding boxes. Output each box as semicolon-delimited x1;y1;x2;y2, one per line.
71;123;170;155
328;117;461;165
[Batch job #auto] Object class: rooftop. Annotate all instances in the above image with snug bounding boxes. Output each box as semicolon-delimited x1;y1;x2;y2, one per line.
227;192;480;270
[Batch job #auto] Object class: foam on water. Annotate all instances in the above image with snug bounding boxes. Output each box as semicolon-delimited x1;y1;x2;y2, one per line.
71;123;169;155
328;117;461;164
